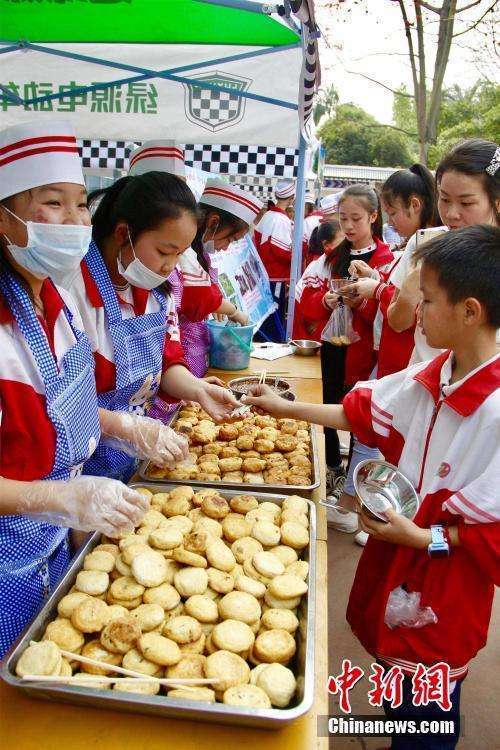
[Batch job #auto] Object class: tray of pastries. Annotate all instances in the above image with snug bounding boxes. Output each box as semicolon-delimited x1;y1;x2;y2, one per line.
140;404;320;493
2;484;316;729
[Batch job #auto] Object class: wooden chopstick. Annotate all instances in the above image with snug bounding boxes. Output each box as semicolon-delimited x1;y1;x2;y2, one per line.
28;642;221;685
21;675;218;687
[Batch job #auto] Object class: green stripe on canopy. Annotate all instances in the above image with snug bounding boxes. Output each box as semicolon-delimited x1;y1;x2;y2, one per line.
0;0;299;46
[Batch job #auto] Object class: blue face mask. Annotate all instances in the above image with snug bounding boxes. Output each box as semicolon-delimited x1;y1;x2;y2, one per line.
2;206;91;286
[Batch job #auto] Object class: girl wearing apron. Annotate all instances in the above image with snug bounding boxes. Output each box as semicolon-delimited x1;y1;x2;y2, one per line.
0;121;149;657
68;170;238;482
128;145;258;378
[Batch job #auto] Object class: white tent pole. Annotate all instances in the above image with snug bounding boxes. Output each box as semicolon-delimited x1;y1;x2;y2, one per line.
286;131;307;340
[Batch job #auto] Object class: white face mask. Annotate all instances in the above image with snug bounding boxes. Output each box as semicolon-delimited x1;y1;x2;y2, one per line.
2;206;92;286
202;221;220;255
117;228;167;290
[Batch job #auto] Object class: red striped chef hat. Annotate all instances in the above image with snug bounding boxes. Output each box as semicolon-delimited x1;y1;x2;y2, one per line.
0;120;84;201
199;179;263;226
274;179;295;200
320;192;343;217
128;140;186;178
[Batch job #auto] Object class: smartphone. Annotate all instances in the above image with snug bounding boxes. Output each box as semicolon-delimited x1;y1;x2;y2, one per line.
415;227;447;247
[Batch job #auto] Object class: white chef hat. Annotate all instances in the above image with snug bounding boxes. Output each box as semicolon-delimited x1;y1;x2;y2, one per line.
304;192;315;204
320;192;342;216
199;179;263;226
128;140;186;178
0;120;84;202
274;179;295;200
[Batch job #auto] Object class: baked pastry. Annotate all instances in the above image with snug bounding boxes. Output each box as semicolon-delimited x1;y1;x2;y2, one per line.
252;551;285;579
57;592;90;619
218;424;239;441
280;522;309;550
131;550;169;587
16;640;62;677
149;526;183;551
268;574;308;600
280;510;309;527
206;539;236;572
251;520;280;547
207;567;234;594
231;536;263;564
286;560;309;581
167;687;215;703
218;591;261;625
234;574;266;599
242;558;272;586
121;542;151;567
220;446;240;459
254;439;275;454
178;632;206;655
184;594;219;623
129;603;165;632
229;495;258;514
221;515;252;543
174;567;208;598
83;550;115;573
100;617;141;654
253;628;296;664
256;663;297;707
138;632;181;666
43;619;85;652
278;419;298;436
114;679;160;695
205;650;250;692
263;590;301;610
221;471;244;482
122;648;162;677
80;640;122;675
261;608;299;634
163;495;191;518
201;495;230;520
75;570;109;596
193;517;223;539
212;619;255;653
166;654;206;681
275;435;298;452
172;547;207;568
269;545;298;567
223;684;271;708
143;582;181;611
71;598;109;633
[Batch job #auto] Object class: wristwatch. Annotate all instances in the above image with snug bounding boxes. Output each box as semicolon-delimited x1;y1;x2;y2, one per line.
428;524;449;558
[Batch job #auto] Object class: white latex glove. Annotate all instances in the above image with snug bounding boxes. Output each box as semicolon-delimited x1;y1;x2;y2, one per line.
22;476;150;537
102;413;189;468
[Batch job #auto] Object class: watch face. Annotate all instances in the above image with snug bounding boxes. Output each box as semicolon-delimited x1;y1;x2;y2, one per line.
430;546;449;559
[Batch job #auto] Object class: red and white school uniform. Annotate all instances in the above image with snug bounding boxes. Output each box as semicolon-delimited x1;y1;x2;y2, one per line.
373;254;416;379
343;351;500;679
293;238;393;384
254;206;293;282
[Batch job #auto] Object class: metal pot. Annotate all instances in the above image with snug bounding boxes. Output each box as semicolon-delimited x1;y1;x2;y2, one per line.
353;459;420;522
289;339;322;357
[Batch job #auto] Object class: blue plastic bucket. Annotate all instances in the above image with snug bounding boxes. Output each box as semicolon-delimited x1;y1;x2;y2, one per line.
207;320;254;371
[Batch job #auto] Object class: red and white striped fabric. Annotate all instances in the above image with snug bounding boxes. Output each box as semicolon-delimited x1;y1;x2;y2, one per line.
344;351;500;681
303;212;322;245
69;262;187;398
0;120;84;201
199;179;262;227
177;247;223;321
0;280;88;479
128;141;186;178
254;206;293;282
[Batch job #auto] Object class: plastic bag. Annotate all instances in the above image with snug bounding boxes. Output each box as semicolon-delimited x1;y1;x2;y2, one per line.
321;297;360;346
384;586;438;629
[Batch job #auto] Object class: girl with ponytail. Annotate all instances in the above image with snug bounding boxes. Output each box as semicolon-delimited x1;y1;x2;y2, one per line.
68;171;238;482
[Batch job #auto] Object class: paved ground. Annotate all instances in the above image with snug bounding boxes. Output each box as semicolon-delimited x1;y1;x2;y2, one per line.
326;528;499;750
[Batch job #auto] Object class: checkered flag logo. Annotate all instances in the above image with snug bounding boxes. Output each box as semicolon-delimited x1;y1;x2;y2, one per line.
184;71;252;133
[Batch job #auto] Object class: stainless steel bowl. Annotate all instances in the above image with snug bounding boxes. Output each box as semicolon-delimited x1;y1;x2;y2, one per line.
353;459;420;522
228;376;294;401
289;339;322;357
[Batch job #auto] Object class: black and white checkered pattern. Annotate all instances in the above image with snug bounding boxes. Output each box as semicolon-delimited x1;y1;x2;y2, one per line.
78;140;299;177
191;91;240;128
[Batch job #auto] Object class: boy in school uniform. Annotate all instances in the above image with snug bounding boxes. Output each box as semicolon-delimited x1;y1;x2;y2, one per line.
243;224;500;749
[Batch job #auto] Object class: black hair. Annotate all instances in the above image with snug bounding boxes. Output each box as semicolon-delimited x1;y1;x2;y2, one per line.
436;139;500;225
192;205;248;272
309;220;342;256
414;224;500;328
89;172;198;245
326;185;383;276
381;163;439;228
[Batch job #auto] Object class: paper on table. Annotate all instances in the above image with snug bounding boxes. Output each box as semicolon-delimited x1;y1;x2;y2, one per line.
251;343;294;361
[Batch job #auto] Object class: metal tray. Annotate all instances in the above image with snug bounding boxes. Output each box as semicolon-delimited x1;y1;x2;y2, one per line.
138;407;320;494
1;485;316;730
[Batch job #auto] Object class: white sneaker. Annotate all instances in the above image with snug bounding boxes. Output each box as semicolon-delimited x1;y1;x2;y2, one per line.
354;530;368;546
340;441;350;457
326;503;359;533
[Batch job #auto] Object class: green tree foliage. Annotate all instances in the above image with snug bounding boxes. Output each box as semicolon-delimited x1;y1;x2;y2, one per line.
392;81;500;168
313;84;339;125
318;102;413;167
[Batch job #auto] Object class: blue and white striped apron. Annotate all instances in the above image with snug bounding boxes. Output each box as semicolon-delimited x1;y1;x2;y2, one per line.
0;270;101;658
82;243;168;483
